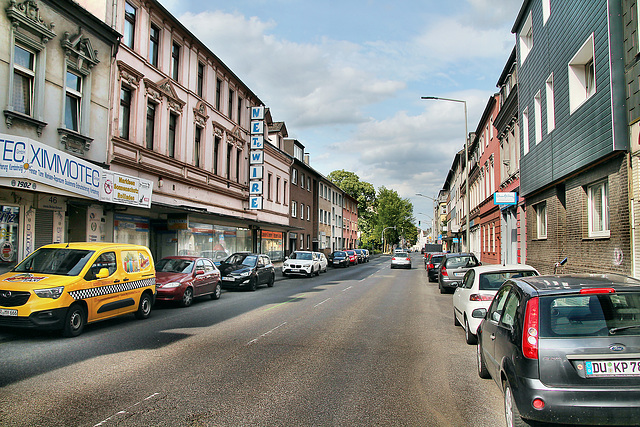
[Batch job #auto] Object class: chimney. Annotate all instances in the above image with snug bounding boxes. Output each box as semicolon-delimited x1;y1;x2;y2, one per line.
304;154;310;165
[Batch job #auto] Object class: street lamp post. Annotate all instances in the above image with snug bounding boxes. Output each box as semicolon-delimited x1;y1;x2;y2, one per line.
416;193;438;243
382;226;396;253
421;96;469;252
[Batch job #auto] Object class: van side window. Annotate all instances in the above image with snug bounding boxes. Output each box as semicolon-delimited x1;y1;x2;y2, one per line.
85;252;117;281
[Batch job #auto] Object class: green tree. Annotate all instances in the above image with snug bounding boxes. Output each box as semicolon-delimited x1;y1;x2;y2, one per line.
374;187;418;252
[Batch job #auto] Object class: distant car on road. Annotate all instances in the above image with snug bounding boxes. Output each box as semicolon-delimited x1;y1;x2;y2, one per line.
218;252;275;291
452;264;538;344
313;252;328;273
391;252;411;269
354;249;368;263
438;253;480;293
345;250;358;265
425;253;445;282
329;251;349;268
476;273;640;426
282;251;321;277
155;256;222;307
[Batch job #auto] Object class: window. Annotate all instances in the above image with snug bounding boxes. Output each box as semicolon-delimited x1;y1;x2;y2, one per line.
542;0;551;24
236;149;241;183
228;89;234;119
13;44;35;115
237;97;242;126
213;136;220;175
194;126;201;168
300;204;304;220
267;173;273;200
569;34;596;113
546;74;555;133
292;201;297;218
215;78;222;111
65;71;82;132
123;1;136;49
307;205;310;221
534;91;542;144
522;107;530;155
519;12;533;64
149;23;160;67
535;202;547;239
292;168;298;185
168;113;177;158
588;180;609;237
145;101;156;150
276;176;281;202
226;145;232;180
197;62;204;97
171;42;180;81
301;173;305;188
119;87;132;139
307;177;311;191
283;180;287;204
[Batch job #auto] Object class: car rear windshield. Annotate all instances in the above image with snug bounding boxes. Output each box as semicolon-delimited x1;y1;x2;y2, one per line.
479;270;538;290
395;252;408;257
13;248;94;276
445;256;477;268
540;292;640;337
156;258;194;273
431;255;444;264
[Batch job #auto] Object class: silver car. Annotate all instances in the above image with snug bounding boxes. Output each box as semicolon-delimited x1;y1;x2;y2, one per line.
438;253;480;294
390;252;411;269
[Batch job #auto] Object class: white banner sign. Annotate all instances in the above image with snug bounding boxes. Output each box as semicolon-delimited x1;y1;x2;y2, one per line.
100;171;153;209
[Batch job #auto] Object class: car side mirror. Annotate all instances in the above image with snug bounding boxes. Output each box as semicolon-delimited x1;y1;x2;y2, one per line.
472;308;487;319
96;268;110;279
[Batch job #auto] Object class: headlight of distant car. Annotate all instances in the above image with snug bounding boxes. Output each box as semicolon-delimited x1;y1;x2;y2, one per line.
33;286;64;299
159;282;181;289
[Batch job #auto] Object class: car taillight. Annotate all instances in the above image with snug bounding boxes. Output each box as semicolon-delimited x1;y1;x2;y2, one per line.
392;257;396;260
441;266;448;277
427;263;433;269
469;294;494;301
522;297;539;360
580;288;615;294
406;257;410;261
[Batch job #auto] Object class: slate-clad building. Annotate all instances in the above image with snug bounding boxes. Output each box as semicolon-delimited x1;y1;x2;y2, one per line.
513;0;631;274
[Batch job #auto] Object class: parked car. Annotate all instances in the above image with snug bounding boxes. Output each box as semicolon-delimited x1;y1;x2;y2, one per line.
437;253;480;294
282;251;320;277
345;250;359;265
329;251;349;268
200;250;228;266
155;256;221;307
218;252;275;291
354;249;369;263
475;274;640;426
452;264;538;344
313;252;328;273
0;242;155;337
425;253;445;282
390;252;411;269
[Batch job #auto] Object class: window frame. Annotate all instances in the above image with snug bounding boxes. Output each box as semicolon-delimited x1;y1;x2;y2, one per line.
64;70;82;132
168;112;178;158
587;180;609;238
145;101;156;150
519;12;533;64
535;202;547;240
119;86;132;140
12;43;36;116
568;34;596;114
197;61;204;98
171;41;180;81
123;1;136;49
149;23;160;67
194;126;202;168
546;73;555;133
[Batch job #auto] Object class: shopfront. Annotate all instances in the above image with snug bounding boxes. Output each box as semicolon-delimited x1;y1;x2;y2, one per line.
261;230;284;262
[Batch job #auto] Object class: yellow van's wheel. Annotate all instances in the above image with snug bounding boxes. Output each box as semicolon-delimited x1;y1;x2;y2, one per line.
135;292;152;319
63;303;86;337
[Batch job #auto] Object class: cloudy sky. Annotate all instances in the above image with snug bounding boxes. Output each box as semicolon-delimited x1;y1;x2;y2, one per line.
158;0;521;225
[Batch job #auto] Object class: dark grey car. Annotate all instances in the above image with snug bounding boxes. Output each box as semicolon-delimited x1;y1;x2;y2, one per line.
475;274;640;426
437;253;480;293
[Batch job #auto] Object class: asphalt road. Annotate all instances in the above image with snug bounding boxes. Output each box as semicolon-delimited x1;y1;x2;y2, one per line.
0;253;504;427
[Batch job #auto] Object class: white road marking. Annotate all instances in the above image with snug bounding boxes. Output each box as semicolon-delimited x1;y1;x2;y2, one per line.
314;298;331;308
246;322;288;345
342;286;352;292
94;393;160;426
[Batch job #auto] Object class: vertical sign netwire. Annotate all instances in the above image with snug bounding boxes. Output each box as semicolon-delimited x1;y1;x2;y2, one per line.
249;106;264;210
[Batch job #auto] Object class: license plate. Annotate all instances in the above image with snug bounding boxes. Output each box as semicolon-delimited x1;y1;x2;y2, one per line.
455;272;465;277
585;360;640;377
222;277;235;282
0;308;18;317
333;261;340;264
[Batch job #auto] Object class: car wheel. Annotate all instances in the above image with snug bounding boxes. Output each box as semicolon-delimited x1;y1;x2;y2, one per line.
465;317;477;345
477;341;490;379
315;267;320;276
454;310;461;326
135;292;152;319
504;381;533;427
181;287;194;307
62;303;86;337
211;282;221;300
267;274;275;287
439;282;445;294
249;277;258;291
307;269;312;278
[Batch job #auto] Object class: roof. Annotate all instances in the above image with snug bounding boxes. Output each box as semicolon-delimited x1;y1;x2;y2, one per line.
43;242;149;250
469;264;538;274
519;274;640;294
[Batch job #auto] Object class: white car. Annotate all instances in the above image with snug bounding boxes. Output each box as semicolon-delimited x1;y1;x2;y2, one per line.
390;252;411;269
313;252;328;273
282;251;320;277
452;264;539;344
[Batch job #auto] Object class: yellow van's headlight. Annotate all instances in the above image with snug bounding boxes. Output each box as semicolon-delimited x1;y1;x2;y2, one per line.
34;286;64;299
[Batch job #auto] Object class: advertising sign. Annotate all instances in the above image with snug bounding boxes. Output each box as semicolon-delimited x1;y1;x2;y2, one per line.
494;192;518;205
100;171;153;209
249;106;265;210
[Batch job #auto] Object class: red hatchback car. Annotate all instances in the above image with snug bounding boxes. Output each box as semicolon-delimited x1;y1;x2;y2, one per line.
155;256;221;307
345;250;359;265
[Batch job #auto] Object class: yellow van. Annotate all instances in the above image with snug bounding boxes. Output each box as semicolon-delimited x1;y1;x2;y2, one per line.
0;242;156;337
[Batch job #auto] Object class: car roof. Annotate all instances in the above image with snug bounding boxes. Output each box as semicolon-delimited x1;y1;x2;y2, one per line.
469;264;538;274
41;242;148;250
444;252;475;257
514;273;640;294
161;256;200;260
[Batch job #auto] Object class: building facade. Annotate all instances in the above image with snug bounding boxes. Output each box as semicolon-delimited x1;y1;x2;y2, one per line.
514;0;630;274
